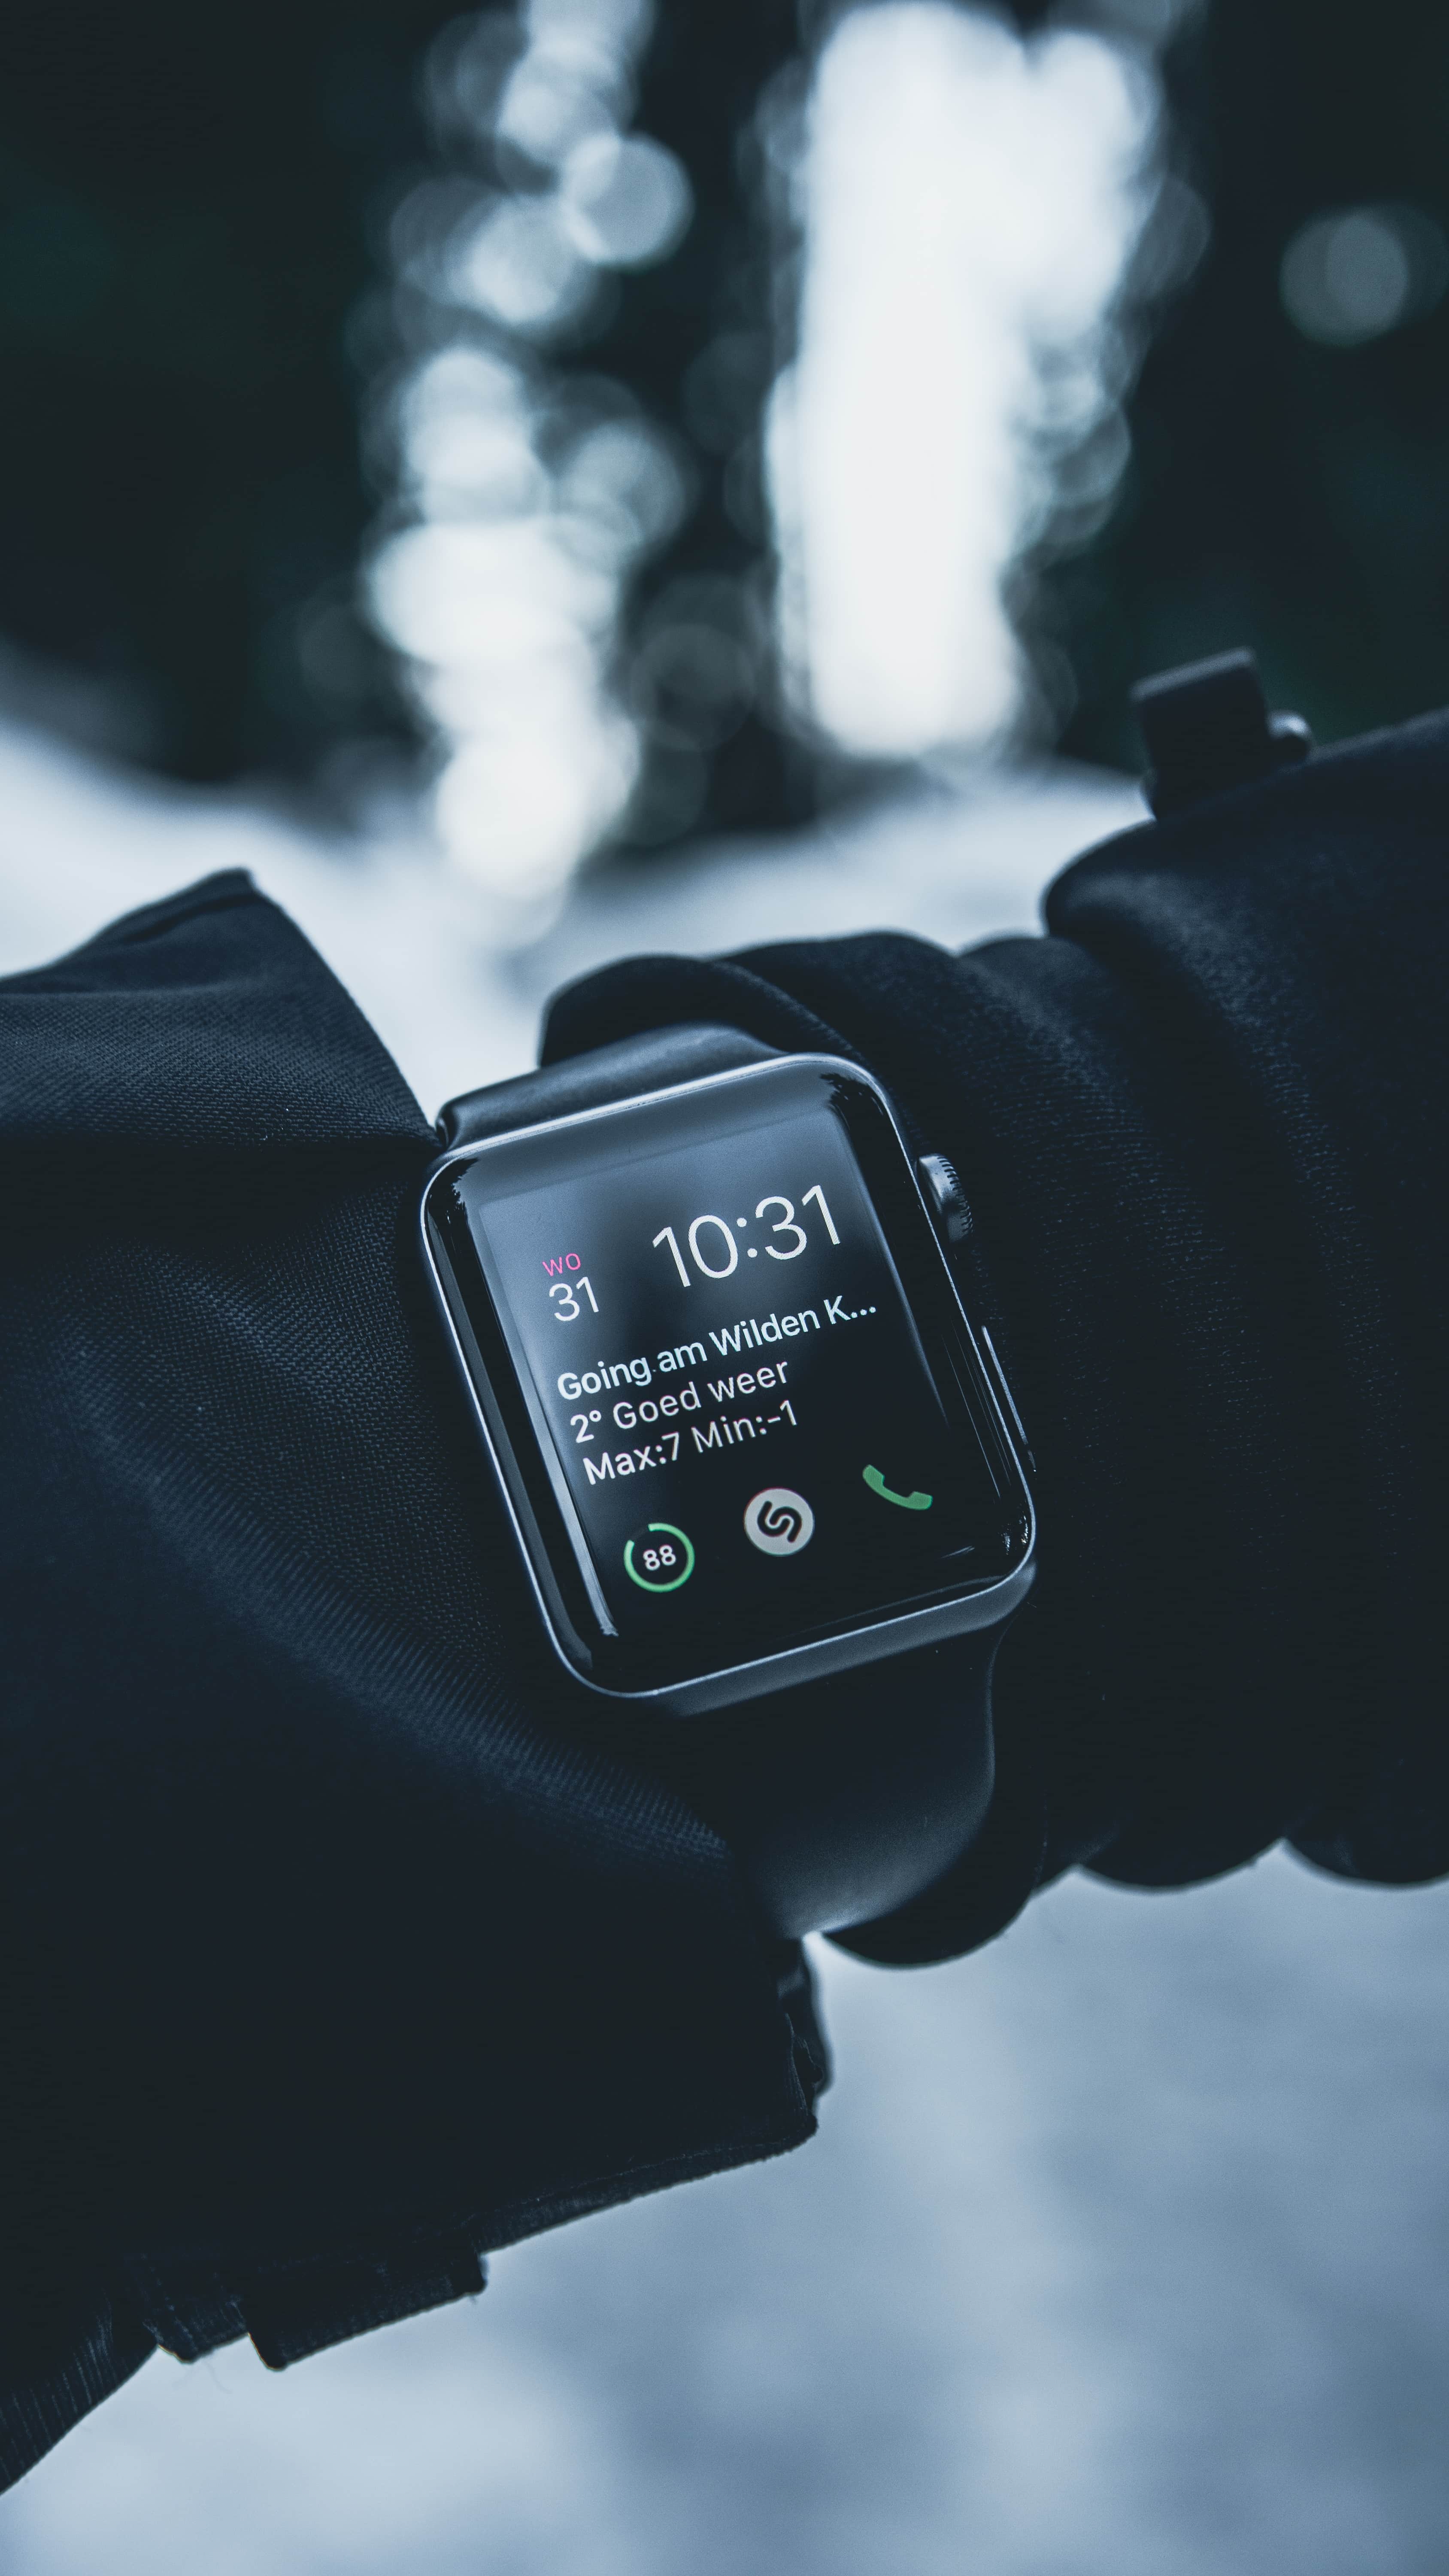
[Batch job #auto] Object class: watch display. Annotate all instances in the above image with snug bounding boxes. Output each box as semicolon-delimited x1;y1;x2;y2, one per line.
423;1056;1031;1701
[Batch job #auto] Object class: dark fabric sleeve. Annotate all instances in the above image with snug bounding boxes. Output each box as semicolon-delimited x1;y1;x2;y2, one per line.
0;873;814;2489
543;712;1449;1959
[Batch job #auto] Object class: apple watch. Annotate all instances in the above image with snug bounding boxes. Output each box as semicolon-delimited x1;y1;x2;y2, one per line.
422;1024;1036;1937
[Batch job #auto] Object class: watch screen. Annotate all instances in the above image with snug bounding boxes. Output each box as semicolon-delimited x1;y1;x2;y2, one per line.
424;1058;1027;1693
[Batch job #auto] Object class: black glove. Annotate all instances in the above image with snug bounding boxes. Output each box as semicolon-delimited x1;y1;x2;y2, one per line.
0;875;817;2488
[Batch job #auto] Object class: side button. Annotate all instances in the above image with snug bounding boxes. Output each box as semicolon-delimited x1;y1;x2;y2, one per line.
917;1155;1036;1476
979;1324;1036;1475
917;1153;974;1246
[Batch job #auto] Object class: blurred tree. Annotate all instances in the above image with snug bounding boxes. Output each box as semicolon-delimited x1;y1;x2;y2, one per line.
0;0;811;803
1044;0;1449;767
0;0;452;778
565;2;810;843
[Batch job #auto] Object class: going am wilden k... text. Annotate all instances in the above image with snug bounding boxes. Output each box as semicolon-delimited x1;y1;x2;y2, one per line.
557;1296;876;1403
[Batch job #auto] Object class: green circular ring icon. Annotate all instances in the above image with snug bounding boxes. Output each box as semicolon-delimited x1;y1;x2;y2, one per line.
624;1522;696;1592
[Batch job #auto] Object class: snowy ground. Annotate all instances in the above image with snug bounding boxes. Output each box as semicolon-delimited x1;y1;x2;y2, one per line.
3;720;1448;2575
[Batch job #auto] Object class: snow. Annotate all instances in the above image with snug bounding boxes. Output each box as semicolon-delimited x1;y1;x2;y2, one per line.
0;713;1145;1112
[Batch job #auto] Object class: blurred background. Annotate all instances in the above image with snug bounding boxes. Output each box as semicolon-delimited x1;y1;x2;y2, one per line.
2;0;1449;2562
2;0;1448;903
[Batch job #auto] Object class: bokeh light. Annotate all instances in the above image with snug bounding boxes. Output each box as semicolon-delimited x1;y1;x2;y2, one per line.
1280;204;1449;349
368;0;1188;909
367;0;692;911
772;3;1170;765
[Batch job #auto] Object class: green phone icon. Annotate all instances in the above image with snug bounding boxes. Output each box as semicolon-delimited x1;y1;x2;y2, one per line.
863;1465;933;1511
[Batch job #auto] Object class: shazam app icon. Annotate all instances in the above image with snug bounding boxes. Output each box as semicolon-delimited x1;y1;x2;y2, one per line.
743;1488;815;1556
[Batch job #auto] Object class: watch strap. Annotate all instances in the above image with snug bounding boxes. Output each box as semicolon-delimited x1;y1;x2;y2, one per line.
436;1025;779;1151
644;1623;1002;1939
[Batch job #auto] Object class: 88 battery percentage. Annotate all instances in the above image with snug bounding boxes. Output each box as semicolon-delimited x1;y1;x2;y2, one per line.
623;1522;695;1592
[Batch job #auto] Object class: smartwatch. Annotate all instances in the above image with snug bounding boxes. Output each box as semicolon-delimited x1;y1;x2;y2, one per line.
422;1024;1036;1938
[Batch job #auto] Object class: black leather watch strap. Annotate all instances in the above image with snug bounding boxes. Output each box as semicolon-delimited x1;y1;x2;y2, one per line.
437;1024;779;1150
639;1623;1001;1940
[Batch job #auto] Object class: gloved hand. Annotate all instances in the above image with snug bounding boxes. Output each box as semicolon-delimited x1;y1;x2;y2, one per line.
0;874;816;2487
5;700;1445;2485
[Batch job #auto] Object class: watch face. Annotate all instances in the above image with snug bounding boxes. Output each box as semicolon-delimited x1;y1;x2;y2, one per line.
423;1056;1031;1700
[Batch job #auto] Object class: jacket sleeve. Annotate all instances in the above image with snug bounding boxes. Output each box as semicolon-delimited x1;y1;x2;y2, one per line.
543;712;1449;1962
0;873;815;2490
